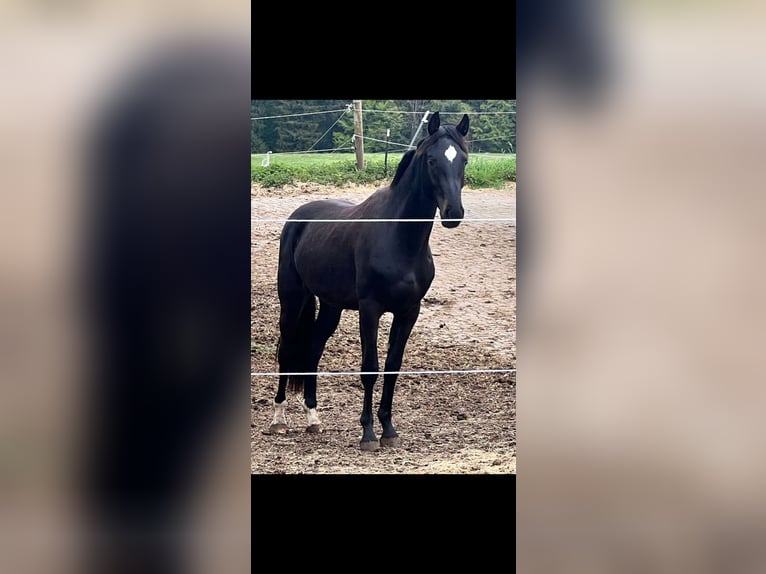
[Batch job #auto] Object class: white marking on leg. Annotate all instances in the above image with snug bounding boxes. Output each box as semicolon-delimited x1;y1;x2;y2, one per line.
272;399;287;427
444;144;457;163
302;400;321;427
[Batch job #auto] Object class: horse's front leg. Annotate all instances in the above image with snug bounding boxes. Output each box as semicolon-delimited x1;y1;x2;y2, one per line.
379;303;420;447
358;299;384;451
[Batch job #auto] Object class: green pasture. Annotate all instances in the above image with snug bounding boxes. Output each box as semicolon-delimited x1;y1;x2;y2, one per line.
251;152;515;188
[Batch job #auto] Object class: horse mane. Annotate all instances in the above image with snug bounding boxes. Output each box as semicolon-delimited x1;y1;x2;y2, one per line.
391;149;416;187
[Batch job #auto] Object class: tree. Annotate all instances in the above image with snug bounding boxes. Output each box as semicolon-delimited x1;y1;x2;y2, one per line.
470;100;516;153
251;100;349;153
252;100;517;155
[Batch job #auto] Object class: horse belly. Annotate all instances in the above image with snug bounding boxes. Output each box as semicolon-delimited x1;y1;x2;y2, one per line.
293;244;358;309
310;280;359;310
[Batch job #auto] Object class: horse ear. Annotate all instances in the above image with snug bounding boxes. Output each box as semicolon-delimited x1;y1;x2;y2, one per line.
427;111;440;135
457;114;469;136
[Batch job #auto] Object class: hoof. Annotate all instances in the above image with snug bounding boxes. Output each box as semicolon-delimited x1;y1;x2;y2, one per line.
268;423;288;434
380;436;401;448
360;440;380;452
305;424;322;434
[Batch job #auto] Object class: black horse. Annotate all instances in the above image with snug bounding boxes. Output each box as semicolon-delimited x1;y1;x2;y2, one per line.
269;112;469;451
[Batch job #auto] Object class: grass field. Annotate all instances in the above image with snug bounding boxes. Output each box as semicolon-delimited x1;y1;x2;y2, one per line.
251;152;515;188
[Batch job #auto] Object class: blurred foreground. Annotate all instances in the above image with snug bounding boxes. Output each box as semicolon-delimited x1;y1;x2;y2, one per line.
7;1;766;572
0;4;250;573
519;1;766;572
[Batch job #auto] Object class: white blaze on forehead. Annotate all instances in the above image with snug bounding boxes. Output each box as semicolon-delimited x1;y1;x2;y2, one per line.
272;399;287;426
444;144;457;163
302;400;321;426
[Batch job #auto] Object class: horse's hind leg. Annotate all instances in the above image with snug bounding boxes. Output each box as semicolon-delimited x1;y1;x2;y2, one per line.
270;319;303;434
302;301;342;433
270;285;314;434
269;372;290;434
378;304;420;447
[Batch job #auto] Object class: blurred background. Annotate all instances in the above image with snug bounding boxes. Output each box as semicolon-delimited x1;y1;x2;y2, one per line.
6;0;766;571
0;3;250;573
519;0;766;572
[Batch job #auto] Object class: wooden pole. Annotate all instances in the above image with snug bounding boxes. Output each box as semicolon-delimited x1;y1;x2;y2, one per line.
353;99;364;170
384;128;390;176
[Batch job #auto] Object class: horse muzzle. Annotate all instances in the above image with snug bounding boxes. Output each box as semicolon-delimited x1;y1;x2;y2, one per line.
439;204;464;228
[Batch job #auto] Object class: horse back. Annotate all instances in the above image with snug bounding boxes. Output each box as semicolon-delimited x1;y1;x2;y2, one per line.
278;198;357;258
279;199;362;309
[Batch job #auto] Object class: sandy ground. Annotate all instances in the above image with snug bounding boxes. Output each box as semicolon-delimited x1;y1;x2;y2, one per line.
251;182;516;474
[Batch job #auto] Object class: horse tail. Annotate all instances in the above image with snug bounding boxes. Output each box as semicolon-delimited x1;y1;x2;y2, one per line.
285;294;315;393
277;222;315;394
275;336;302;391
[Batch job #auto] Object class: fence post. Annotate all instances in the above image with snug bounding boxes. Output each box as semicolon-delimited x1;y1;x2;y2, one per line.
384;128;390;176
353;100;364;170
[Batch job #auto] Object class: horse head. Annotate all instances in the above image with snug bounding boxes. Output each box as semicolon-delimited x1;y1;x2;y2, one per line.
422;111;470;228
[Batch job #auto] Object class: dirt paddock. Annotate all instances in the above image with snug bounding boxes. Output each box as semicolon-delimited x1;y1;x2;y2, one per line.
251;182;516;474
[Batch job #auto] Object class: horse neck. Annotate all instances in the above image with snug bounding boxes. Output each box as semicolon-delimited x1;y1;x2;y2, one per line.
388;156;436;255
